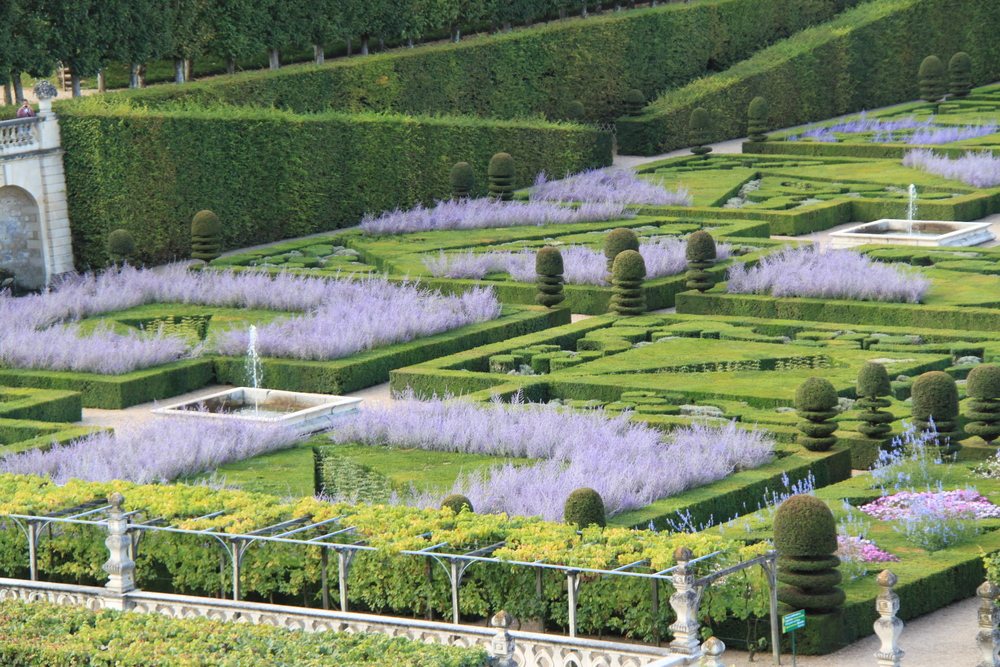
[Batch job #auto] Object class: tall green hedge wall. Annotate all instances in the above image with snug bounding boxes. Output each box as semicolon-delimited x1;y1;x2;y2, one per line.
59;107;609;268
92;0;866;125
618;0;1000;154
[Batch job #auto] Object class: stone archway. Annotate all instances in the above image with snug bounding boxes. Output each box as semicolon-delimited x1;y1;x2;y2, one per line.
0;185;43;288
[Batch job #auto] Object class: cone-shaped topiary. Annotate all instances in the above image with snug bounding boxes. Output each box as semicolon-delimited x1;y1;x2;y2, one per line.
107;229;136;267
535;246;566;308
794;377;839;452
441;494;474;514
685;230;716;292
688;107;713;157
855;361;894;442
191;210;222;262
747;97;770;142
610;249;646;316
911;370;962;453
949;52;973;98
488;153;516;201
450;162;475;199
564;487;606;528
919;55;947;104
774;494;845;613
564;100;585;121
965;364;1000;444
604;227;639;281
624;88;646;116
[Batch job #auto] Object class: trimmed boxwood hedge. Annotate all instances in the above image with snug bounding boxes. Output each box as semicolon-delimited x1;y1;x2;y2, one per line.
0;387;82;423
0;418;95;455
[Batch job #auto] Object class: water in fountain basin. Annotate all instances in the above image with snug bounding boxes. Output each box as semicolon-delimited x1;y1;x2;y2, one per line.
244;325;263;412
906;184;918;233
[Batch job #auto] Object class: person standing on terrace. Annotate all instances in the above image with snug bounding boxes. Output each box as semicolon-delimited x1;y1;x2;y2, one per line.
16;100;35;118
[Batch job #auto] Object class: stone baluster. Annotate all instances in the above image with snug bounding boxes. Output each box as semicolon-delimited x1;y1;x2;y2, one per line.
102;492;136;609
669;546;701;657
977;581;1000;667
700;636;725;667
873;569;903;667
488;610;516;667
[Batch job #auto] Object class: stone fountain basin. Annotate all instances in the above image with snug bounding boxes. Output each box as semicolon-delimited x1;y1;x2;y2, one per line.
829;219;995;249
152;387;362;435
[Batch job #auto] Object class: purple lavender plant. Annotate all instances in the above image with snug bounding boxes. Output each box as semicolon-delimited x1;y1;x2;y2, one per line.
529;169;692;206
906;122;998;145
903;149;1000;188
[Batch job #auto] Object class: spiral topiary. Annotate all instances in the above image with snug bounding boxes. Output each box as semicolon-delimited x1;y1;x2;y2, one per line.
441;494;474;515
965;364;1000;445
919;55;947;105
450;162;475;199
191;210;222;262
747;97;770;142
624;89;646;116
488;153;516;201
564;487;606;528
688;107;713;157
949;52;973;98
774;494;845;613
107;229;136;267
535;246;566;308
794;377;839;452
684;230;716;292
610;249;646;316
604;227;639;281
855;361;894;442
911;370;962;453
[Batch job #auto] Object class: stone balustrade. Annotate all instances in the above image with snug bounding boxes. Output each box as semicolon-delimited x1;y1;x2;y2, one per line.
0;117;40;156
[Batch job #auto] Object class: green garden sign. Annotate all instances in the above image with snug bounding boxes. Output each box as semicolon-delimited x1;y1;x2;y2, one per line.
781;609;806;633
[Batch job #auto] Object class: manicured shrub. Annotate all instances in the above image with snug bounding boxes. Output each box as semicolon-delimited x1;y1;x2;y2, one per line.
855;361;894;441
564;100;585;122
564;487;606;528
684;230;716;292
190;210;222;262
747;96;770;142
910;370;962;453
625;89;646;116
609;249;646;316
965;364;1000;445
441;493;474;514
603;227;640;280
794;377;839;452
488;152;516;201
535;246;566;308
949;52;973;98
688;107;713;157
107;229;136;267
774;494;845;613
450;162;475;199
918;55;947;105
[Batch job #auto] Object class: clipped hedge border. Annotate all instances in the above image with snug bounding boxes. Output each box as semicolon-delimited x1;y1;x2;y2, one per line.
0;418;96;455
0;387;82;423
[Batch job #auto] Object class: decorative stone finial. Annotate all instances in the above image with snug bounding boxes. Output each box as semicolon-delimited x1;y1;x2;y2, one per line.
877;569;898;589
700;636;726;667
489;610;516;667
108;492;125;508
34;80;58;100
977;580;1000;667
669;545;701;658
491;610;512;629
674;545;693;562
874;569;903;667
980;581;999;601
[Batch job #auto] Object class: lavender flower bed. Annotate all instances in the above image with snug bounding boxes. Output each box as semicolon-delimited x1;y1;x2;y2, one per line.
906;122;998;145
903;149;1000;188
859;488;1000;521
0;417;300;485
786;112;997;145
327;395;774;521
529;169;692;206
360;199;632;235
726;247;929;303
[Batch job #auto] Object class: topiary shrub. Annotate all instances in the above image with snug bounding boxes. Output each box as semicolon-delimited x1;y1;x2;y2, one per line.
919;55;947;105
855;361;894;442
949;52;973;98
794;377;839;452
535;246;566;308
107;229;136;267
564;100;585;122
610;249;646;316
774;494;845;613
965;364;1000;445
450;162;475;199
441;494;474;514
684;230;716;292
688;107;713;157
747;97;770;142
624;89;646;116
564;487;605;528
604;227;639;281
911;370;962;453
488;153;516;201
191;210;222;262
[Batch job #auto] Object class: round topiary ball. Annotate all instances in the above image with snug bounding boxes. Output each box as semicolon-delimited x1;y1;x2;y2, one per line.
536;246;564;276
488;152;516;179
564;487;606;528
612;249;646;282
450;162;475;199
685;230;717;263
773;494;837;557
107;229;136;258
441;494;474;515
604;228;640;261
857;361;891;398
625;88;646;116
967;364;1000;399
191;210;221;237
564;100;585;121
795;377;839;412
910;370;959;421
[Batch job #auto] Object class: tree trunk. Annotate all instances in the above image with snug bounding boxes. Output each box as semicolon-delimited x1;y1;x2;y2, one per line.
503;21;511;31
139;64;147;88
377;37;385;51
360;36;369;56
174;58;185;83
313;44;324;65
346;37;353;56
491;19;499;32
12;73;23;102
71;73;82;98
129;63;140;88
559;7;566;18
97;70;106;92
268;48;280;69
185;58;193;82
3;81;12;105
407;37;413;48
226;59;236;75
451;25;461;42
581;2;588;17
595;2;603;14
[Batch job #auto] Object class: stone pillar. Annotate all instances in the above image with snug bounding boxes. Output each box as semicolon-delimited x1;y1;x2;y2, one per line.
669;546;702;657
32;79;72;280
977;581;1000;667
102;492;136;609
700;636;725;667
873;569;903;667
488;610;516;667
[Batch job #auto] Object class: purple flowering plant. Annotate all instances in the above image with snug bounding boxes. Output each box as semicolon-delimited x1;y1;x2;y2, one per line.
903;149;1000;188
529;169;693;206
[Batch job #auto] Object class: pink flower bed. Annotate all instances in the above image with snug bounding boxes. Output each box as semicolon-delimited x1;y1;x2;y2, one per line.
860;488;1000;521
836;535;899;563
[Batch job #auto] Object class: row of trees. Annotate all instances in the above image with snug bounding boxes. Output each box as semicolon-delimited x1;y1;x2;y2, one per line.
1;0;648;100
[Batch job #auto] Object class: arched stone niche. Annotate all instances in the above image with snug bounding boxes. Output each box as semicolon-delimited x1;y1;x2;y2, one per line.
0;185;43;288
